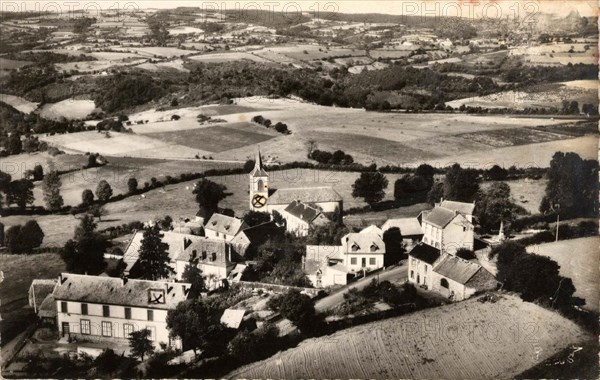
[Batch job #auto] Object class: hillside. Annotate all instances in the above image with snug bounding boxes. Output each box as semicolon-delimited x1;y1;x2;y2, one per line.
228;293;590;379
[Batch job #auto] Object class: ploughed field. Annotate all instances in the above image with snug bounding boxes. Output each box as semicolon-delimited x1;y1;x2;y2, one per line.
228;293;589;379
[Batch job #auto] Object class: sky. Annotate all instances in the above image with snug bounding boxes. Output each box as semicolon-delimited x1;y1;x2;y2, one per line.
3;0;597;18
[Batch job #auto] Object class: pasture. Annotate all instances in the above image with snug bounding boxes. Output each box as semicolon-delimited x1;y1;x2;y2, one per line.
0;93;39;114
114;46;199;58
526;237;599;311
188;52;269;63
147;122;280;153
228;293;589;379
38;99;98;120
482;178;548;214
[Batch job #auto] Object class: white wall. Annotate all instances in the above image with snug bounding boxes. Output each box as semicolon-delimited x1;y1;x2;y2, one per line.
408;257;433;289
343;254;384;272
56;300;180;349
442;219;474;254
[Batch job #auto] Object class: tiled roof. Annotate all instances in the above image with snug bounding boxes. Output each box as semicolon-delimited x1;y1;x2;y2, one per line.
123;231;204;275
409;243;441;264
29;279;57;312
341;230;385;255
439;200;475;216
250;147;268;177
268;187;342;205
205;213;248;236
423;207;457;228
53;273;190;310
283;201;323;223
433;255;482;285
381;218;423;236
176;237;231;268
38;294;57;318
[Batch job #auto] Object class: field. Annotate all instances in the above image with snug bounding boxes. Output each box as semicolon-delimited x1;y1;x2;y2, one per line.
56;59;147;73
228;293;589;379
482;178;547;214
38;99;98;120
0;253;65;345
0;151;87;180
147;122;280;153
114;46;199;58
510;43;599;66
188;52;269;63
526;237;599;311
0;57;32;70
0;93;39;114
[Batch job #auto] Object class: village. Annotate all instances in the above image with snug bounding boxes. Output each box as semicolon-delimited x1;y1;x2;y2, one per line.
0;2;598;379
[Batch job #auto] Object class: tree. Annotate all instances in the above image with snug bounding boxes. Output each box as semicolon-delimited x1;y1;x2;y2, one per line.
383;227;404;266
351;172;388;206
32;164;44;181
81;189;94;206
267;289;316;332
166;299;227;356
442;164;480;202
541;152;599;218
455;248;476;260
42;170;63;211
96;180;113;202
22;220;44;251
243;210;271;227
181;257;204;298
90;204;106;221
7;179;34;209
5;225;24;254
486;165;508;181
61;215;107;274
475;182;523;233
7;133;22;155
243;159;255;173
227;323;279;363
305;139;317;158
137;224;173;280
192;179;228;219
129;329;154;361
394;174;429;200
127;177;138;194
159;215;173;231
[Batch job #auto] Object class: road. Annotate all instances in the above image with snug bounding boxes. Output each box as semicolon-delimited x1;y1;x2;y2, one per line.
314;264;408;313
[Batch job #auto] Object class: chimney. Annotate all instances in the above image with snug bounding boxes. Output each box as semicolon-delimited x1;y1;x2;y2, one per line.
184;238;192;250
167;285;173;294
60;274;67;284
122;276;128;285
183;285;190;297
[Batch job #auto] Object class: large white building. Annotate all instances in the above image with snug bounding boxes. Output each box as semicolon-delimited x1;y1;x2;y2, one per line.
204;213;248;241
54;273;190;349
279;200;330;237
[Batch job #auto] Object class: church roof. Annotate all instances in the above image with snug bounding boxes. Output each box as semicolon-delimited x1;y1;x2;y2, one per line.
250;146;268;177
268;187;342;205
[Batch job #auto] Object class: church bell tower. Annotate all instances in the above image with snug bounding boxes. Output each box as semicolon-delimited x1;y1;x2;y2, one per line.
249;146;269;211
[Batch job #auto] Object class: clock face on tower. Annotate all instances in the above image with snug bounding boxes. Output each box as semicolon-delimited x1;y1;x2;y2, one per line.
252;194;267;208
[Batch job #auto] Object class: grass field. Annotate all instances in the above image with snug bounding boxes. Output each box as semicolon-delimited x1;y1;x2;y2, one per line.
38;99;98;120
0;93;39;114
482;179;547;214
228;293;589;379
0;152;87;180
147;122;280;153
0;253;65;346
188;52;269;63
526;237;599;311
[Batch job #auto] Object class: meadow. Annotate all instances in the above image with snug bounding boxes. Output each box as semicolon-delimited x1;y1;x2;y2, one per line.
228;293;589;379
38;99;98;120
0;93;39;113
526;237;599;311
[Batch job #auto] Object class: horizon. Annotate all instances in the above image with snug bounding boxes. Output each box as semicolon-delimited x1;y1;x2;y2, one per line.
2;1;597;18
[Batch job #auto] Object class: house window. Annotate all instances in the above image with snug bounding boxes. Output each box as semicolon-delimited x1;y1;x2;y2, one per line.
124;307;131;319
441;278;449;288
147;310;154;321
350;257;357;265
216;232;219;237
351;244;359;252
370;244;378;252
369;258;376;265
81;303;88;315
101;321;112;337
123;323;134;338
80;319;91;335
103;305;110;317
61;301;68;313
410;270;414;279
424;265;427;273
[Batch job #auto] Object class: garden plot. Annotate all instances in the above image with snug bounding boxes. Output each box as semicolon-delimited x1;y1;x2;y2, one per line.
228;293;589;379
38;99;98;120
115;46;199;58
527;237;599;311
188;52;269;63
0;93;39;113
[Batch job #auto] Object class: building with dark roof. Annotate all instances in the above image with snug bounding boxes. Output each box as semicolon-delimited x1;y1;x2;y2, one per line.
204;213;248;241
280;200;330;236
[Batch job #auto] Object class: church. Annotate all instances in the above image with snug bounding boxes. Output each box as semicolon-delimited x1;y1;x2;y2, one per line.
248;147;343;216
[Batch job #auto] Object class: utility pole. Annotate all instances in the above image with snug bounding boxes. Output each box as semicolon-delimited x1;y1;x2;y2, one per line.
555;213;560;242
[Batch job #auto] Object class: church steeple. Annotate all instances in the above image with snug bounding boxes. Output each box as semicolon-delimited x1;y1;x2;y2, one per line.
249;145;269;211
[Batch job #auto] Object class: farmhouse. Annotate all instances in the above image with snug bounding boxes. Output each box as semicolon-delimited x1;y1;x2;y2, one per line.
280;200;330;236
204;213;248;241
53;273;190;349
249;147;343;214
123;230;240;285
304;226;386;288
408;200;496;301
